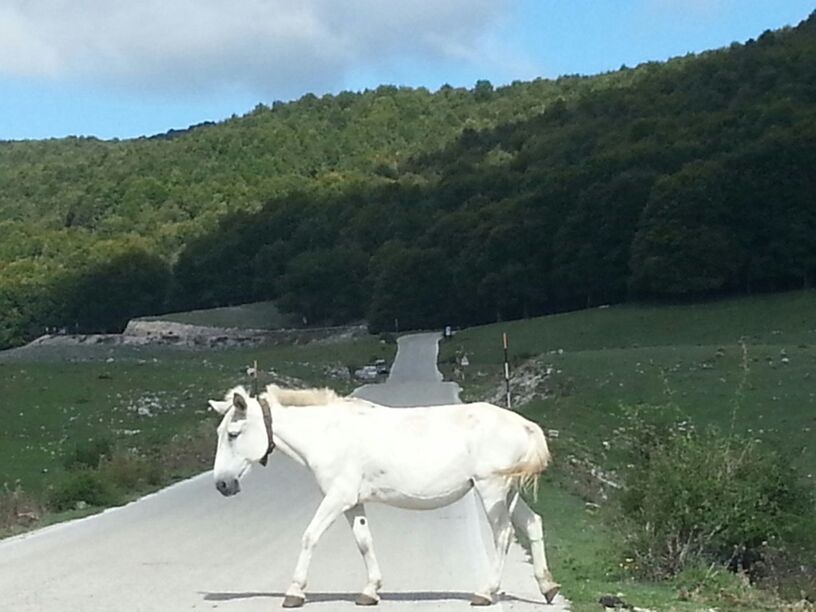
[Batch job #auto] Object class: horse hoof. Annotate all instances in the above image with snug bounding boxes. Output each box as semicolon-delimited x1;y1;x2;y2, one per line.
282;595;305;608
470;593;493;606
355;593;379;606
543;583;561;604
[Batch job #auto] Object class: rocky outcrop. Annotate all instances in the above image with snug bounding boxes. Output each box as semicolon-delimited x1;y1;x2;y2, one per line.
25;320;367;350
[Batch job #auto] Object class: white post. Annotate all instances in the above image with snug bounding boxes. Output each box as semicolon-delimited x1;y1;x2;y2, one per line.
503;333;511;409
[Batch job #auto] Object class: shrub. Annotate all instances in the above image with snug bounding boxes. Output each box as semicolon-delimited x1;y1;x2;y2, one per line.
674;562;777;609
0;483;44;531
752;543;816;603
378;332;396;345
151;422;213;481
62;437;113;470
47;469;121;512
617;409;815;581
98;451;158;492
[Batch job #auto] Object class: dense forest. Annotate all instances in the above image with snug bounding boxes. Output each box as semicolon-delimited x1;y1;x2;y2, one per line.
0;14;814;346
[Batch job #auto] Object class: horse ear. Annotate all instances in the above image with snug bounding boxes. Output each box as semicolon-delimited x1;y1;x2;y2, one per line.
209;400;230;415
233;393;248;414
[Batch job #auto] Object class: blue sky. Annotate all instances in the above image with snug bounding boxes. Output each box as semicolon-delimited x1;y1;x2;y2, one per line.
0;1;812;141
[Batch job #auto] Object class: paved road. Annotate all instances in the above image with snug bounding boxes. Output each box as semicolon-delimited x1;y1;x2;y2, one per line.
0;333;567;610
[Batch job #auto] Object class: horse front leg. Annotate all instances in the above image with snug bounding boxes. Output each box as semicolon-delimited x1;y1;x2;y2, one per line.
284;493;352;608
344;504;383;606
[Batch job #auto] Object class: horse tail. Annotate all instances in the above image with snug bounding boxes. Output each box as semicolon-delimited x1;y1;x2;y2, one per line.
498;421;551;499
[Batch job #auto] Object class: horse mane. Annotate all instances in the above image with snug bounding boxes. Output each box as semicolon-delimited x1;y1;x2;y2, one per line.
264;384;341;406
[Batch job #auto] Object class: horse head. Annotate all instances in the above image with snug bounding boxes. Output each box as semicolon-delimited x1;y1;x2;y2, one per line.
209;386;274;497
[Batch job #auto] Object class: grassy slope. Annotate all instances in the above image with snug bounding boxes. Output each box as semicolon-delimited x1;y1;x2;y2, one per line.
443;291;816;610
137;301;300;329
443;290;816;475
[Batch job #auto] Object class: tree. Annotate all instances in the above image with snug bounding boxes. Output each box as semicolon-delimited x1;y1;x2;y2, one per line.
630;162;743;296
62;245;171;333
367;243;454;332
278;246;369;323
474;79;494;102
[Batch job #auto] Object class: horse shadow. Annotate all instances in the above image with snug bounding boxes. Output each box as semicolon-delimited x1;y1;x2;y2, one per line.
202;590;543;605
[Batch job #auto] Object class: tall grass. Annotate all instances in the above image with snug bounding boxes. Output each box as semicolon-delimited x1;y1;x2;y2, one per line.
618;411;814;580
614;341;816;600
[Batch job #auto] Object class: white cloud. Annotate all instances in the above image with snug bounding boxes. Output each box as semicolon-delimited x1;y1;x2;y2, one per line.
0;0;517;97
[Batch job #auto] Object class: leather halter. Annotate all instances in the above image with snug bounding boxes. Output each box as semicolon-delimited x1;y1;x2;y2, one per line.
258;397;276;467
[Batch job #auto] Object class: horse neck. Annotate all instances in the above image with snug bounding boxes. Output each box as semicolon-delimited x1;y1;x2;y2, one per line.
269;404;332;467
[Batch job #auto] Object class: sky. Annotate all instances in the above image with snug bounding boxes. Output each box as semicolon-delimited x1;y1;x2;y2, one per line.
0;1;813;141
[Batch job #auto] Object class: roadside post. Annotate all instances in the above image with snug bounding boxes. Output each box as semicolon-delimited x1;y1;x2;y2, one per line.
251;359;259;397
503;333;511;409
459;352;469;382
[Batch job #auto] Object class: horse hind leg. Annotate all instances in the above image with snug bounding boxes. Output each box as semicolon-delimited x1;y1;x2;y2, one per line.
344;504;383;606
510;496;560;603
472;477;514;606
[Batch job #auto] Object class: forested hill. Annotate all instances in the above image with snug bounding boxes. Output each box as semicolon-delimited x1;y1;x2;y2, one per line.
0;78;612;237
1;14;815;347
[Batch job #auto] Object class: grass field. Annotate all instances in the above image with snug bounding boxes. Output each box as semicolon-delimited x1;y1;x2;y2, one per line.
442;290;816;477
443;291;816;610
0;333;394;494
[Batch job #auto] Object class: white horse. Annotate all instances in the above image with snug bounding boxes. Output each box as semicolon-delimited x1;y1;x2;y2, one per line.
209;384;560;608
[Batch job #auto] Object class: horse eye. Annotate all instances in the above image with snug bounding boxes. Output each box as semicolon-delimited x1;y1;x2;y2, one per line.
227;431;240;441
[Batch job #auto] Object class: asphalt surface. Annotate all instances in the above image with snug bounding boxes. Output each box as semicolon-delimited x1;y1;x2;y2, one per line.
0;332;568;610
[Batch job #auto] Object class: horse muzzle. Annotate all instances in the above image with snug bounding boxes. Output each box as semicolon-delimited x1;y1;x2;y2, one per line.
215;478;241;497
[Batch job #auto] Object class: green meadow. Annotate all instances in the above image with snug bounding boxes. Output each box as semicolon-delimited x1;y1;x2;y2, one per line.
137;300;299;329
0;334;393;494
442;290;816;477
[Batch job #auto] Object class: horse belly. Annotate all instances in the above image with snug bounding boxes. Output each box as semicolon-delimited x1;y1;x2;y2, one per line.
361;477;473;510
358;453;475;510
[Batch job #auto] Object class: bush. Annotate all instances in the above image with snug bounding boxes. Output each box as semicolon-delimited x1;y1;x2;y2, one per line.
151;423;213;481
98;452;158;492
617;409;815;581
0;483;43;531
62;437;113;470
48;426;213;515
752;543;816;603
378;332;397;345
47;469;121;512
673;562;778;608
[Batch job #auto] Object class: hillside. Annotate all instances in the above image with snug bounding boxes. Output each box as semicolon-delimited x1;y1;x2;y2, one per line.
0;74;633;347
0;79;608;237
1;13;814;348
441;290;816;475
177;15;816;328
